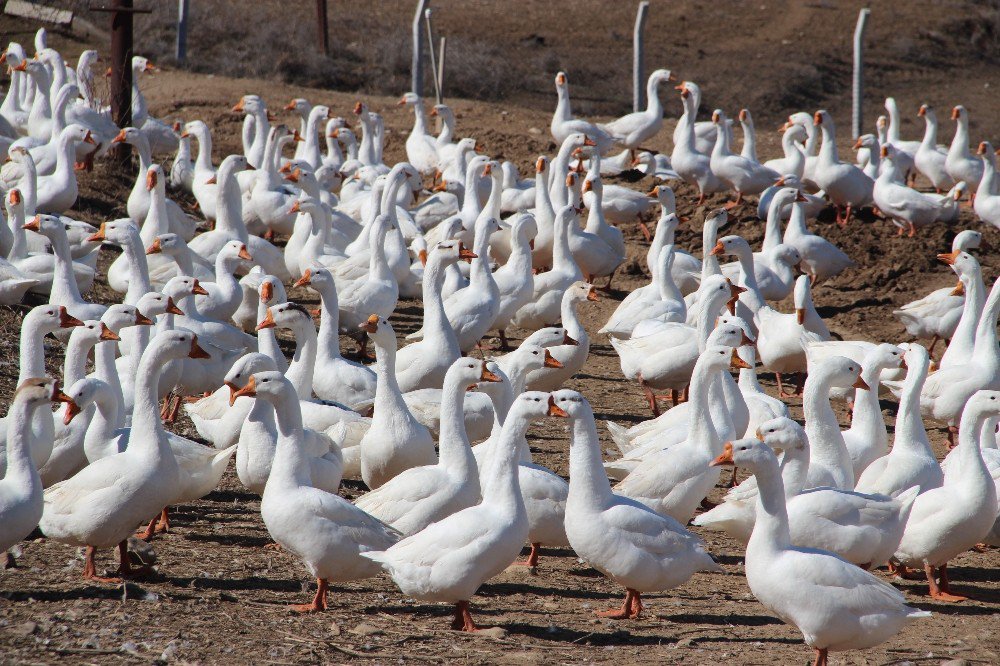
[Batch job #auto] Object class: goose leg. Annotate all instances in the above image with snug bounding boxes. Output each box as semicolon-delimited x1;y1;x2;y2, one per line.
638;221;652;242
776;373;792;399
514;543;541;569
907;221;917;237
947;425;958;449
497;329;511;352
595;589;636;619
670;389;679;407
638;375;660;416
812;648;828;666
937;563;969;600
451;600;480;631
3;552;15;569
888;561;923;580
115;540;154;579
82;546;122;583
599;269;617;292
727;465;739;488
924;562;966;602
927;335;940;356
290;578;329;613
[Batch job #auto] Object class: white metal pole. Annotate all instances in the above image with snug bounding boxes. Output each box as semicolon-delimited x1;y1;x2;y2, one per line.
633;1;650;112
424;8;441;104
412;0;430;96
852;8;871;140
176;0;190;63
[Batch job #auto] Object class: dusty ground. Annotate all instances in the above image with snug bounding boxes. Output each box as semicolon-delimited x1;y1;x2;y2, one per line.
2;4;1000;665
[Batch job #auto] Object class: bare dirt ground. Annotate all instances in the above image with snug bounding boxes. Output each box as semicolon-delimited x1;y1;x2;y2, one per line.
2;4;1000;664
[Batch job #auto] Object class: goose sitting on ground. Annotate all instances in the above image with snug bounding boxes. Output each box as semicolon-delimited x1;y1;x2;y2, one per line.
874;145;964;237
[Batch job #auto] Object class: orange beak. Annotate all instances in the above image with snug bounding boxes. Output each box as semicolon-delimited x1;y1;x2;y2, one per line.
135;312;154;326
730;349;751;369
99;323;120;341
83;130;96;145
165;297;184;316
709;240;726;256
205;175;217;185
359;314;379;334
189;335;211;359
543;349;563;369
813;111;823;126
950;280;964;297
260;281;274;303
547;395;569;417
418;249;428;266
256;309;276;331
145;237;162;254
59;307;84;328
951;107;960;120
587;286;599;302
232;99;246;113
283;99;297;111
237;244;252;261
709;442;735;467
937;250;961;265
62;399;83;426
480;366;502;382
146;169;157;191
294;270;312;288
458;243;477;262
111;128;128;144
853;376;870;390
191;279;209;296
233;375;257;401
86;223;106;243
535;157;546;173
795;308;806;325
563;332;579;346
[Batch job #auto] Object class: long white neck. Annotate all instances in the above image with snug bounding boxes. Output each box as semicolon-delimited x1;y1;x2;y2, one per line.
551;216;577;278
121;231;152;305
371;333;409;417
46;228;84;308
4;396;42;494
481;408;528;509
747;460;792;554
687;356;722;454
62;333;96;387
845;362;888;450
315;282;342;363
818;122;840;163
802;370;854;488
131;341;177;459
762;198;787;254
420;256;459;353
920;112;938;150
215;165;250;242
94;339;125;426
286;321;317;400
945;405;994;498
701;220;721;278
437;370;478;489
256;299;285;370
265;389;314;490
193;127;214;172
566;408;615;512
894;352;932;454
971;276;1000;359
783;201;809;239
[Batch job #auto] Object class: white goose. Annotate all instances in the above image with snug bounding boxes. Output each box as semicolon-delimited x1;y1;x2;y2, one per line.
558;389;720;619
491;214;537;350
842;343;904;478
599;69;674;156
513;205;584;330
974;141;1000;229
782;199;854;284
400;92;439;175
354;358;497;535
893;390;1000;601
358;316;436;489
945;106;983;195
550;71;613;154
233;371;399;613
38;331;201;581
812;110;874;225
361;391;557;631
709;109;779;204
293;267;376;408
671;83;725;204
710;438;930;666
874;144;963;237
914;104;953;191
855;343;944;496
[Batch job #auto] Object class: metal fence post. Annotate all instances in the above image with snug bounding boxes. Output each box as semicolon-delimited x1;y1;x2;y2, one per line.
852;8;871;140
412;0;430;96
633;1;650;112
424;8;441;104
437;36;446;101
316;0;329;56
176;0;189;63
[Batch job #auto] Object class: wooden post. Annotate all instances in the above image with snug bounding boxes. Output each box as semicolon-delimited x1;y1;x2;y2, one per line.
110;0;133;162
411;0;430;96
176;0;190;63
316;0;329;56
633;1;650;113
852;8;870;140
424;8;441;104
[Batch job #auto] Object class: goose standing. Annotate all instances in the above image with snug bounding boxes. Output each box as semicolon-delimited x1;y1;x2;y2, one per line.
354;358;497;535
39;331;203;581
945;106;983;195
914;104;952;191
974;141;1000;229
710;109;779;204
812;110;873;225
710;439;930;665
893;390;1000;601
233;371;399;612
550;72;613;154
599;69;674;158
671;83;724;204
361;391;558;631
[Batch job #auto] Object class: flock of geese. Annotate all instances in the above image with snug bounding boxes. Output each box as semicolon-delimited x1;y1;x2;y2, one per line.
1;28;1000;666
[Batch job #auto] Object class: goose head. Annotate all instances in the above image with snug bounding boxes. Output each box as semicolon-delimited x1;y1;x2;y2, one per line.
811;356;867;391
952;229;984;254
429;239;477;269
5;187;24;219
398;92;422;107
528;326;577;348
509;344;563;380
16;377;72;419
70;319;120;350
131;55;155;75
60;377;110;425
863;343;905;374
554;71;568;91
448;357;501;392
150;328;211;361
135;291;184;318
792;275;815;324
283;97;311;117
768;186;802;214
699;274;743;313
102;303;153;332
257;274;285;306
232;94;264;115
509;213;538;244
181;119;209;141
233;370;296;406
358;314;394;345
293;266;333;294
567;281;599;305
215;154;252;184
813;110;832;127
900;343;929;373
710;437;778;473
770;244;801;271
707;321;754;351
258;301;312;333
701;344;752;375
110;126;143;148
90;219;139;247
711;235;752;261
851;133;878;153
145;232;183;257
917;104;936;122
549;389;592;422
224;353;279;405
754;416;807;457
219;239;254;266
951;105;967;122
511;390;563;421
647;184;677;213
25;304;83;336
963;390;1000;423
648;68;675;88
162;275;208;301
23;213;70;242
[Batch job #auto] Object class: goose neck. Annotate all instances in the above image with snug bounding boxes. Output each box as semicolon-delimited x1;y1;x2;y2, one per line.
687;356;721;450
286;322;317;400
193;128;213;171
895;356;930;451
920;113;938;149
437;371;477;484
4;397;43;488
481;410;528;509
94;339;125;425
947;405;994;492
747;460;793;553
315;282;342;361
566;410;615;510
46;228;83;307
421;257;458;352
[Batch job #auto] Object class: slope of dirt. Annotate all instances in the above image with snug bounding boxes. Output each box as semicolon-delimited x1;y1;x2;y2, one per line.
2;6;1000;665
